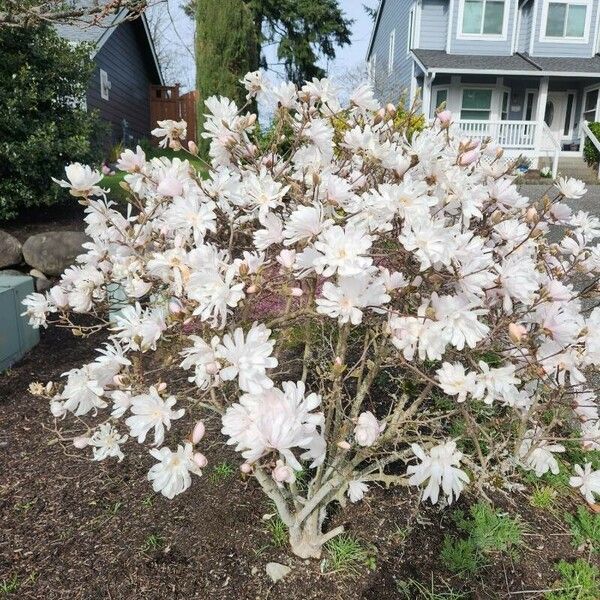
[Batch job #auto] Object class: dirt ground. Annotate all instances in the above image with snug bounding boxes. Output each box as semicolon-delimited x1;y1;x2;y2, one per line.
0;320;591;600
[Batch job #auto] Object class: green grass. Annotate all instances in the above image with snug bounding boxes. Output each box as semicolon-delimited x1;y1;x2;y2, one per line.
397;576;469;599
545;559;600;600
530;485;558;510
209;461;235;484
0;575;20;595
140;533;165;553
442;503;524;576
322;535;374;575
565;507;600;554
265;515;287;548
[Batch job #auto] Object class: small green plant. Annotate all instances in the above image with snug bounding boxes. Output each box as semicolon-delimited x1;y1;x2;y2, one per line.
265;515;287;547
141;495;154;508
0;574;20;595
14;499;36;513
441;537;483;575
209;461;234;484
442;503;523;575
397;575;469;599
322;534;374;575
104;501;122;516
565;507;600;553
141;533;165;552
583;122;600;167
545;559;600;600
530;485;558;510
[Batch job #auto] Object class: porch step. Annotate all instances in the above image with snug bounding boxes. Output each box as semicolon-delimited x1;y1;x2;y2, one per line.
537;157;599;183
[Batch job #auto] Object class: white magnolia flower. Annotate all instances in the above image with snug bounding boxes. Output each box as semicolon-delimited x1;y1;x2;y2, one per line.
151;119;187;148
21;292;57;328
148;443;202;498
116;145;146;172
88;423;128;462
407;441;469;505
216;324;277;394
313;225;373;277
125;387;185;446
518;429;565;477
436;362;477;403
52;163;106;197
569;463;600;504
59;365;106;416
221;380;325;469
283;203;331;245
180;335;221;389
347;480;369;503
354;411;386;447
555;177;586;200
112;303;167;352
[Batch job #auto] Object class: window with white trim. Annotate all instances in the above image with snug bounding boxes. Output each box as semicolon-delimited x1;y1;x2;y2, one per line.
430;87;449;117
583;89;599;122
501;90;510;120
543;1;589;40
407;7;415;53
388;29;395;74
368;53;377;83
461;88;493;120
461;0;506;36
100;69;111;101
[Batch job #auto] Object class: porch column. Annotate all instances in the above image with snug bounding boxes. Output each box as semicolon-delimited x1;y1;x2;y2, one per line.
533;76;549;169
422;73;435;118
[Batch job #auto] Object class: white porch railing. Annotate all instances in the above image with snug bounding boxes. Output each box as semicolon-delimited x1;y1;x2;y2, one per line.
581;120;600;181
453;120;560;178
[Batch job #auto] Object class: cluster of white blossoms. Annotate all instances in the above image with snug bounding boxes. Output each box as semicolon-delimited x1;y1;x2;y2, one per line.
24;71;600;557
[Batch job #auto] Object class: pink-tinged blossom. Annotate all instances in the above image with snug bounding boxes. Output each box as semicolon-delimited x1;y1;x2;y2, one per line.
148;443;202;498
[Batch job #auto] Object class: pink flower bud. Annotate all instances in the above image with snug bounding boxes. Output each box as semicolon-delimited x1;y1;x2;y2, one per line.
276;249;296;269
192;421;206;444
193;452;208;468
337;440;351;450
437;110;452;126
334;356;343;366
290;287;303;297
272;460;294;484
156;382;167;392
73;436;90;449
247;284;257;294
240;462;253;474
188;140;198;155
525;207;538;223
459;149;479;166
169;297;184;314
508;323;527;344
205;361;221;375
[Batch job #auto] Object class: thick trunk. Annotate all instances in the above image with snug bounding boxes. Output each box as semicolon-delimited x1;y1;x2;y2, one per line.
288;520;323;559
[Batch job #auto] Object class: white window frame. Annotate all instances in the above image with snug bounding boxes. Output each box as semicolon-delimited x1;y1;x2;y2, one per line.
524;88;538;121
407;3;421;55
367;53;377;84
457;0;510;41
430;85;450;118
460;86;496;120
100;69;111;101
501;88;511;120
582;83;600;123
539;0;592;44
388;29;396;74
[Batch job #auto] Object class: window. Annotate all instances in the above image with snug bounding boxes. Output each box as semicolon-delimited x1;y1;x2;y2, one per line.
368;53;377;83
461;88;492;120
100;69;111;101
583;89;599;122
564;93;575;136
501;91;510;120
524;91;537;120
461;0;506;36
388;29;395;74
408;8;415;53
543;1;589;40
431;87;448;117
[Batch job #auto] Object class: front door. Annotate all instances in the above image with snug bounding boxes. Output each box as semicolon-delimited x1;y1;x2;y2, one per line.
544;92;568;143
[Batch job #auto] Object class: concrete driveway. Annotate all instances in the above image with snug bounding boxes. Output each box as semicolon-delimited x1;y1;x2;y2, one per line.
519;183;600;214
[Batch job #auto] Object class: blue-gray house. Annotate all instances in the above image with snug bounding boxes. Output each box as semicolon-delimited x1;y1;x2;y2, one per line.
367;0;600;175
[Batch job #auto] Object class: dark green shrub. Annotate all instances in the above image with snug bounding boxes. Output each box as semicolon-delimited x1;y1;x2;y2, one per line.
583;122;600;167
0;25;104;220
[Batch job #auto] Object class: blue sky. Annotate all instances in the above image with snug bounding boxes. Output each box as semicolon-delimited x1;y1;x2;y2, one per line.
159;0;378;91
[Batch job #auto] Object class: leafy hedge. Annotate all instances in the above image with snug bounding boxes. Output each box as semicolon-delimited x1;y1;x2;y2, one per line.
0;25;105;220
583;122;600;167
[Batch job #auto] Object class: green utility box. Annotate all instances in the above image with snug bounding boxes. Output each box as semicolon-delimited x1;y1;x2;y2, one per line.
0;275;40;372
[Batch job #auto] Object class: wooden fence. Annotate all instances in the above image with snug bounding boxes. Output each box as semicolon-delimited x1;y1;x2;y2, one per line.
149;85;198;144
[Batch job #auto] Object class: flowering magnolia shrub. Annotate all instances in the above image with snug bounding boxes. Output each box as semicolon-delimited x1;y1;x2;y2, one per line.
24;73;600;559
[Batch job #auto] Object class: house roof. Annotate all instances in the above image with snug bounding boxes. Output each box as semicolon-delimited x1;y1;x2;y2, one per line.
365;0;384;60
55;1;164;84
412;49;600;78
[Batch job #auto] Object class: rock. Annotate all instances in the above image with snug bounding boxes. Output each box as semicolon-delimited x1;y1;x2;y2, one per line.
0;230;22;268
265;562;291;583
30;269;51;292
22;231;87;276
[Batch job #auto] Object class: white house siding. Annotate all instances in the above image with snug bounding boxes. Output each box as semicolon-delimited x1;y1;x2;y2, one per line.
369;0;416;104
419;0;449;50
532;0;600;57
448;0;518;55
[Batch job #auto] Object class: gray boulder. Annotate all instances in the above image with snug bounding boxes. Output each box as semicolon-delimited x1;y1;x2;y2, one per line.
22;231;87;276
0;230;22;268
